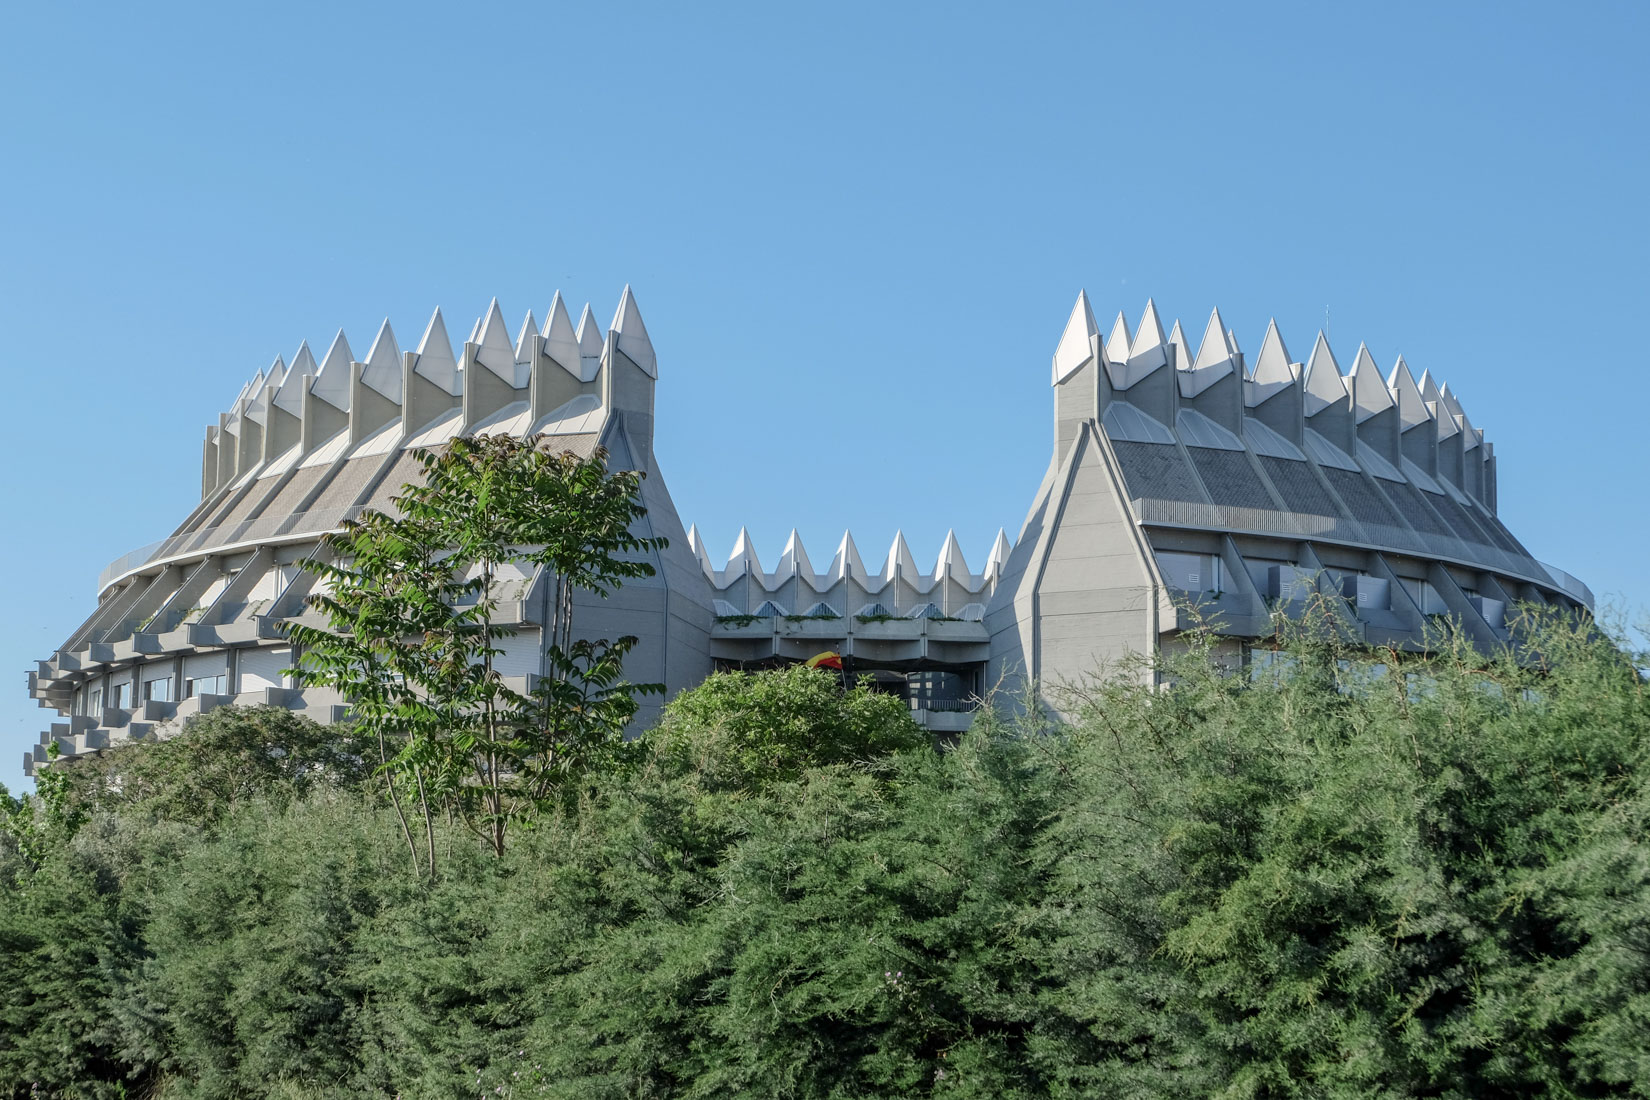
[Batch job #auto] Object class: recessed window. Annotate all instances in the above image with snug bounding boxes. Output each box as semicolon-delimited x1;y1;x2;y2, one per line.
143;676;173;703
1156;551;1222;595
185;674;227;699
112;681;132;709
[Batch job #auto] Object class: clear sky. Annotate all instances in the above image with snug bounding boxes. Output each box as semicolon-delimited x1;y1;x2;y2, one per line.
3;1;1646;791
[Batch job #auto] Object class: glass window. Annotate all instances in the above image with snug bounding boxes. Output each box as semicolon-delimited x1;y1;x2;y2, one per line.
89;687;104;713
143;676;173;703
112;681;132;709
184;674;226;699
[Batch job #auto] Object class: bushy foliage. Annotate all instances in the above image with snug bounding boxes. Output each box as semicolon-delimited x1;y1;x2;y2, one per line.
3;614;1648;1098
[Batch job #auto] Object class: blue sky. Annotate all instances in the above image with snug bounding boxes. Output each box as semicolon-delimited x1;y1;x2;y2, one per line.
3;1;1645;791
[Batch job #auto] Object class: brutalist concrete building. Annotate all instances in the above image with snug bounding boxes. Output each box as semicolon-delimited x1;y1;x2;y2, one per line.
24;289;1593;774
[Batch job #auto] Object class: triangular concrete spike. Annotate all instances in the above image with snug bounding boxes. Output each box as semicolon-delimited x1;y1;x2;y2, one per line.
265;355;287;390
361;318;403;401
364;319;401;372
610;284;657;378
246;367;270;402
414;308;461;395
1105;311;1131;365
1193;308;1232;372
1052;289;1098;384
686;524;714;570
884;530;918;580
1458;412;1480;449
1438;381;1465;419
1128;298;1166;361
1167;319;1193;371
272;343;314;417
318;329;354;376
289;340;318;378
1251;319;1293;384
416;308;457;370
1388;355;1431;431
576;304;603;359
729;527;764;576
779;529;815;577
1417;368;1443;405
937;529;969;575
311;329;354;409
1302;331;1346;414
1226;328;1242;355
542;292;581;377
987;528;1012;571
514;310;539;363
477;298;512;355
833;529;867;581
1348;343;1395;422
233;375;256;407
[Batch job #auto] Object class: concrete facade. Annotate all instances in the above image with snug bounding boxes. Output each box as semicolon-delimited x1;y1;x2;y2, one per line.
24;289;1593;774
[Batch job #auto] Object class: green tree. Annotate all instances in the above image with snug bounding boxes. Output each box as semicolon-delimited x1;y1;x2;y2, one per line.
285;434;665;867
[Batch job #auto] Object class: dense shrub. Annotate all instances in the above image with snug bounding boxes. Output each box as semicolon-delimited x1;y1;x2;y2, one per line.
2;615;1647;1098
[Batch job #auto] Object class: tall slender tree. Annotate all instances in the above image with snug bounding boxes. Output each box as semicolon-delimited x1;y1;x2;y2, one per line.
284;434;665;866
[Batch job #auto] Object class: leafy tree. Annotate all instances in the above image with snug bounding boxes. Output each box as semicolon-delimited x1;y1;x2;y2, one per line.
54;705;372;830
285;434;666;867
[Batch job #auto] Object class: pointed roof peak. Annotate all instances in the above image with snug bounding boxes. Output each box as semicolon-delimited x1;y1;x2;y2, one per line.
1417;367;1443;405
1167;318;1193;370
319;328;353;371
1251;318;1294;386
1105;311;1131;365
986;528;1012;573
1052;288;1099;384
514;309;540;362
477;298;512;351
542;292;583;379
1191;306;1236;375
361;318;403;401
610;284;657;378
1347;342;1394;422
778;528;814;577
1302;330;1347;415
364;318;400;370
1388;355;1430;431
1130;299;1166;356
309;329;353;410
289;339;318;377
414;307;461;395
937;529;970;576
575;303;603;360
884;530;918;580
